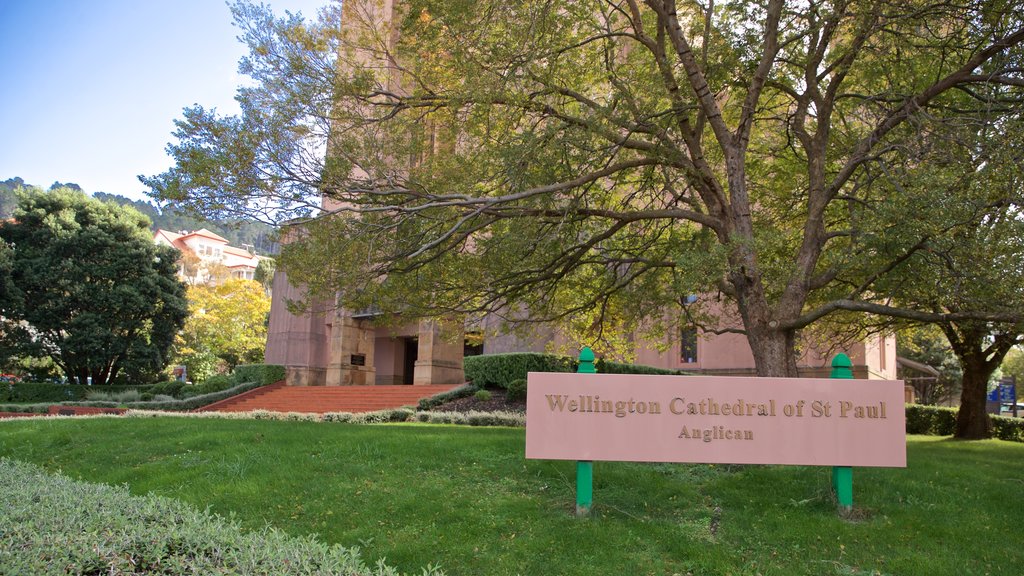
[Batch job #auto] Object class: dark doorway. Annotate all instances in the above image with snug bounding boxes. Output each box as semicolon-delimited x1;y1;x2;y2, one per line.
403;337;419;385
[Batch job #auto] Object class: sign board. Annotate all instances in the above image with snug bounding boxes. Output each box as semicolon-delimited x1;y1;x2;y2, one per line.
526;373;906;468
988;382;1017;403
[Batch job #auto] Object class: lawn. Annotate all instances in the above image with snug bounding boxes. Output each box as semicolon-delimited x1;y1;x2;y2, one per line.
0;416;1021;575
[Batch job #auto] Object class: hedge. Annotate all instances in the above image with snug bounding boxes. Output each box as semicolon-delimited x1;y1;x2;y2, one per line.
0;458;441;576
233;363;286;386
462;353;689;389
463;353;575;388
0;383;153;403
0;380;266;414
594;358;687;376
905;403;1024;442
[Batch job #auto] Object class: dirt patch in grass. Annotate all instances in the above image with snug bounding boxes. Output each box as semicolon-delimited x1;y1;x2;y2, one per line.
433;387;525;413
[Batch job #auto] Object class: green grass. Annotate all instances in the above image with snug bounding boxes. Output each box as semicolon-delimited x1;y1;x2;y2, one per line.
1;417;1021;576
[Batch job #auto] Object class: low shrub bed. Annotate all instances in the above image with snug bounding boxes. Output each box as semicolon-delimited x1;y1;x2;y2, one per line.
417;383;477;410
126;407;527;427
0;458;441;576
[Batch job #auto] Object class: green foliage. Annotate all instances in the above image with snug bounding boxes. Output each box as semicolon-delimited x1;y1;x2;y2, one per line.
595;358;686;376
905;404;959;436
173;279;271;381
180;374;237;398
233;363;286;385
991;415;1024;443
0;187;188;385
897;326;963;405
463;353;574;389
254;257;276;290
84;389;143;403
473;389;492;401
464;353;687;389
149;379;186;398
0;458;437;576
3;420;1024;575
506;378;527;402
905;403;1024;443
148;0;1024;384
0;381;266;414
0;383;151;403
94;191;279;255
1000;347;1024;388
416;383;477;410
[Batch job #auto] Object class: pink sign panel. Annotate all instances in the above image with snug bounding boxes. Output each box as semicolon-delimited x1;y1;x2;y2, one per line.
525;373;906;467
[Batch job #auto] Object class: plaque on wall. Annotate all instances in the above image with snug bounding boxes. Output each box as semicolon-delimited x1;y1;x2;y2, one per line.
351;354;366;366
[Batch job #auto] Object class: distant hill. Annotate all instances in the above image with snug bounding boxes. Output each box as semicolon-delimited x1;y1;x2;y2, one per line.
0;178;278;255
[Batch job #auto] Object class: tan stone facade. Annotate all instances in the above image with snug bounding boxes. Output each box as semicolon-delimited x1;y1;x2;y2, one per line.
264;270;467;386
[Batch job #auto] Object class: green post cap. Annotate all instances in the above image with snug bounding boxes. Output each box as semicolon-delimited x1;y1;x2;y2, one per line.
578;347;596;373
831;353;853;379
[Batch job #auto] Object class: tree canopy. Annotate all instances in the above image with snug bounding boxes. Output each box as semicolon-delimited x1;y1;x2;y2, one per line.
172;278;271;382
146;0;1024;381
0;187;188;385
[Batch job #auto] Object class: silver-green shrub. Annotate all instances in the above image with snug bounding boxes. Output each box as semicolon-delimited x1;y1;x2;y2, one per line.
0;458;444;576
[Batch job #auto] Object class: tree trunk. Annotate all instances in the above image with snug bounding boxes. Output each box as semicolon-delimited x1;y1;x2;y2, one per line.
955;355;994;439
744;322;799;377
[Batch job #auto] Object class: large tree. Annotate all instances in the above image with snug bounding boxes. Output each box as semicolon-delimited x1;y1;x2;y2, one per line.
0;188;188;385
172;278;270;382
146;0;1024;378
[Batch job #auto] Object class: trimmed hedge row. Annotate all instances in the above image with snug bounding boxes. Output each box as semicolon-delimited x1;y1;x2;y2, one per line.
0;458;441;576
0;381;266;414
233;363;287;386
463;353;574;388
463;353;686;389
0;383;155;403
594;358;686;376
905;404;1024;442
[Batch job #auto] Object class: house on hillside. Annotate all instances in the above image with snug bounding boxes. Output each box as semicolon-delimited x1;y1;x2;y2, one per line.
154;228;263;285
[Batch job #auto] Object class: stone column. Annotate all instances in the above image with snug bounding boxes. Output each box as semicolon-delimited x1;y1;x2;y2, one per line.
326;312;376;386
413;319;465;385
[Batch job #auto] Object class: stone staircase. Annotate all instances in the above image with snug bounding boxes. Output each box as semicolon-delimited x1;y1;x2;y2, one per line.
199;382;460;414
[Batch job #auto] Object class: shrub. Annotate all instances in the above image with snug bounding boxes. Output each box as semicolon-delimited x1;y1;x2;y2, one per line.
149;379;186;398
474;389;492;401
463;353;574;388
0;383;152;403
233;364;286;385
84;389;143;403
905;404;958;436
0;458;442;576
992;414;1024;442
595;358;686;376
418;383;477;410
506;379;527;402
181;374;236;398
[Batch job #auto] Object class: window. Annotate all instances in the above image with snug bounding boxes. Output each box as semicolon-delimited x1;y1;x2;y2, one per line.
680;327;698;364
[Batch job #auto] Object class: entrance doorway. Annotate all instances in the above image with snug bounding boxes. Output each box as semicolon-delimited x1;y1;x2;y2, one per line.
402;337;418;385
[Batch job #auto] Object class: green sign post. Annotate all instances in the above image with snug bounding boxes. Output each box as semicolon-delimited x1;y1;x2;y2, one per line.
576;347;596;517
830;353;854;512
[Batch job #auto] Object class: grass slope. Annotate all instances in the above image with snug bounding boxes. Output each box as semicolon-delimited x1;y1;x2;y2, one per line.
1;417;1021;576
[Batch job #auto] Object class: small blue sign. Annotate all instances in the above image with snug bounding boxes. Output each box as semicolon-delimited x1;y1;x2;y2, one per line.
990;382;1017;403
1000;383;1016;403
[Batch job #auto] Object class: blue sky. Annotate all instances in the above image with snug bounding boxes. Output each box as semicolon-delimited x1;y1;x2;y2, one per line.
0;0;325;202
